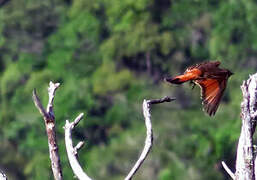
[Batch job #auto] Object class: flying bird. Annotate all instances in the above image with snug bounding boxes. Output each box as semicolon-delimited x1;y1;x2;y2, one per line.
165;61;233;116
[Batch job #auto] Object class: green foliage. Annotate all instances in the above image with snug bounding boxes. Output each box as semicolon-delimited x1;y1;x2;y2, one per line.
92;61;133;95
0;0;256;179
210;0;257;67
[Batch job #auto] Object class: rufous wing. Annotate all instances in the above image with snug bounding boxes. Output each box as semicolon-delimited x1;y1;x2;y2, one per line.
195;78;227;116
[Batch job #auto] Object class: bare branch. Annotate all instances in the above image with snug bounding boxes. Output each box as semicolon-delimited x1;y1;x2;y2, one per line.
64;113;92;180
221;161;235;180
73;113;84;127
74;141;85;155
46;81;60;116
125;96;175;180
148;96;176;104
32;89;48;118
0;170;7;180
33;82;63;180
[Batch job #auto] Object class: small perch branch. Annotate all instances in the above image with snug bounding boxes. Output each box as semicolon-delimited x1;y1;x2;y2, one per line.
73;113;84;127
32;89;48;118
32;81;63;180
148;96;176;104
74;141;85;155
64;113;92;180
125;96;175;180
46;82;60;116
221;161;235;180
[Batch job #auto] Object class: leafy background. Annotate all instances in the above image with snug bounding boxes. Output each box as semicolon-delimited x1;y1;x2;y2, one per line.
0;0;256;179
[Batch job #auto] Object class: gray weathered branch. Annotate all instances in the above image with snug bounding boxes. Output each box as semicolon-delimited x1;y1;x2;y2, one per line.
222;73;257;180
33;81;63;180
64;113;92;180
33;81;176;180
234;74;257;180
221;161;235;180
0;170;7;180
125;96;175;180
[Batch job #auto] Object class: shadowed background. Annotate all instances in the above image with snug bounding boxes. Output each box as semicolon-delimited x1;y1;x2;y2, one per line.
0;0;257;179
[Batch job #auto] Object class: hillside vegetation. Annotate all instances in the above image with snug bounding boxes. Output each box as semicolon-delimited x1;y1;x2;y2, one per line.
0;0;257;179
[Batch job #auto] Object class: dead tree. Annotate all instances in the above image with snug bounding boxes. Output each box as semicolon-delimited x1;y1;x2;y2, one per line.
222;73;257;180
32;82;63;180
32;81;174;180
33;73;257;180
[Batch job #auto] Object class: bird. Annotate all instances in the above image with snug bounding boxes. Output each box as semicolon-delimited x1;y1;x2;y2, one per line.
165;61;233;116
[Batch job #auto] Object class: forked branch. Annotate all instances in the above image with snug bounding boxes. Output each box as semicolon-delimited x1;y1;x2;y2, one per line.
125;96;175;180
64;113;92;180
33;81;176;180
32;81;63;180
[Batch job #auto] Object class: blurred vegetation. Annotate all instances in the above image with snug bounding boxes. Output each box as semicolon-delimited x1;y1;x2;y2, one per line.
0;0;256;179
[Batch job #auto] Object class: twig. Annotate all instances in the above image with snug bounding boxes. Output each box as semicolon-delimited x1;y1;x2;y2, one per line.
74;141;85;155
148;96;176;104
32;81;63;180
125;96;175;180
64;113;92;180
32;89;48;118
221;161;235;180
46;82;60;116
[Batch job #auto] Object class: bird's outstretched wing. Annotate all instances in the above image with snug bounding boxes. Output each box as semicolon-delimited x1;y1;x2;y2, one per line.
195;78;227;116
165;61;232;116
